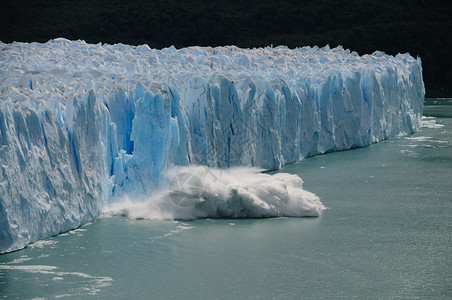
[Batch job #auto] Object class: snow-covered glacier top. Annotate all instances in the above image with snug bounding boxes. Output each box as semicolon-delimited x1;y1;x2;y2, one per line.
1;38;422;104
0;39;424;253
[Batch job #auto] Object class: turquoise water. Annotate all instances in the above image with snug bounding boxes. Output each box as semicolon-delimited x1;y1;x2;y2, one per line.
1;99;451;299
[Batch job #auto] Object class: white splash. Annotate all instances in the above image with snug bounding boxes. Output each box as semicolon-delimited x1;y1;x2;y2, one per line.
104;166;326;220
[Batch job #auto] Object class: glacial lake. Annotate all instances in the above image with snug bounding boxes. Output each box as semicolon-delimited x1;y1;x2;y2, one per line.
1;99;451;299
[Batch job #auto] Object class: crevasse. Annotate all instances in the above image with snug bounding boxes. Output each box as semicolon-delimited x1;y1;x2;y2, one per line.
0;39;424;253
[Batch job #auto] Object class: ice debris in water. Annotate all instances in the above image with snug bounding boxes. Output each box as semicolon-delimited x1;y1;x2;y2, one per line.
104;167;325;220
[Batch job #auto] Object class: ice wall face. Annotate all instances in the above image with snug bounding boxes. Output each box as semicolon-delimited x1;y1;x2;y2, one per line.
0;91;107;253
0;39;424;253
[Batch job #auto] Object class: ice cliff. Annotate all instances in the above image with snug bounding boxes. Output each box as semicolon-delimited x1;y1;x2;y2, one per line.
0;39;424;253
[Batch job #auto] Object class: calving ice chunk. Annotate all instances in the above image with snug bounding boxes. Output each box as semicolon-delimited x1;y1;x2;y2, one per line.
105;167;325;220
0;38;424;253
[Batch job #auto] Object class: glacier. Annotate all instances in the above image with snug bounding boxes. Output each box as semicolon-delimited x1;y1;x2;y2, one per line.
0;38;424;253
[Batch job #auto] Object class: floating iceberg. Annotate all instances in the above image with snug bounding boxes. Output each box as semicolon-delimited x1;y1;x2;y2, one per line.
0;39;424;253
